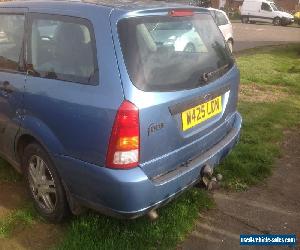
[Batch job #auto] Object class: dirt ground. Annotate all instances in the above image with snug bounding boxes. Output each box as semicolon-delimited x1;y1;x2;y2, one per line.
0;182;63;250
0;223;63;250
239;84;288;103
0;183;27;218
179;130;300;250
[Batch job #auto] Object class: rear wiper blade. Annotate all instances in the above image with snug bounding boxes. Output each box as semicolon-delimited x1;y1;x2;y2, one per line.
199;64;230;84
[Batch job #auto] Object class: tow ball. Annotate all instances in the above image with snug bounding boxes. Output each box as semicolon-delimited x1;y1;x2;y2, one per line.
200;164;223;191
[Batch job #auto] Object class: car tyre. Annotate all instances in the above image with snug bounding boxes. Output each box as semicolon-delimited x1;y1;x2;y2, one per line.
23;143;70;223
273;17;281;26
241;16;249;24
281;20;288;26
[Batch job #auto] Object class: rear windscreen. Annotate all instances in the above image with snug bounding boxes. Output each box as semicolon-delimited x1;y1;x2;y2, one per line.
118;12;234;92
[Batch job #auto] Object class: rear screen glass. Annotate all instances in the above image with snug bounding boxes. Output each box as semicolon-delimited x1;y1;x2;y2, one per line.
118;12;234;92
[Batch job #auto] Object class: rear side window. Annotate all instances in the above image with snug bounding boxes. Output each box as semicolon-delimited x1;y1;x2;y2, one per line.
118;13;234;92
0;14;25;71
216;11;228;26
28;14;98;85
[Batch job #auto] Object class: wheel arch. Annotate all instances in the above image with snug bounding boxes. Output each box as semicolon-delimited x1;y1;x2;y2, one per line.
15;115;65;170
16;134;38;165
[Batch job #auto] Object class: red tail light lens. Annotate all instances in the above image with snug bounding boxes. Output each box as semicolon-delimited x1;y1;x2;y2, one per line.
106;100;140;169
169;10;194;17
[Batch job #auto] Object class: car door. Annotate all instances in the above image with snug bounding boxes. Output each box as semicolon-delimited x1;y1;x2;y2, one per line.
259;2;274;23
0;9;27;161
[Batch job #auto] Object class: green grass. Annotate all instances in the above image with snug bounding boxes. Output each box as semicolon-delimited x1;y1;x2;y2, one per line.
237;44;300;91
0;204;37;238
58;189;212;250
218;44;300;190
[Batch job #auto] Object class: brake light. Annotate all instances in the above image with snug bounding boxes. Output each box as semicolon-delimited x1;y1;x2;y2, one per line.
169;10;194;17
106;100;140;169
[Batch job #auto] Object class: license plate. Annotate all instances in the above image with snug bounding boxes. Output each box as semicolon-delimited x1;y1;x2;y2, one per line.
181;96;222;131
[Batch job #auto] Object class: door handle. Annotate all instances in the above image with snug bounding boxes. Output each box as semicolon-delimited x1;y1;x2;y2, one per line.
0;81;13;94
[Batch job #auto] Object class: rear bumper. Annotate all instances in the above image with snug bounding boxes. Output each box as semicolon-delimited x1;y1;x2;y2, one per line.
54;112;242;219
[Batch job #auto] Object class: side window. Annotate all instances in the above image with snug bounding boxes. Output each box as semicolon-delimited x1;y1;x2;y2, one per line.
261;3;272;11
216;12;229;26
28;14;98;85
0;14;25;71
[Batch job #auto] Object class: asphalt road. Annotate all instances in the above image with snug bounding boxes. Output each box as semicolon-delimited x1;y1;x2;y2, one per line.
233;22;300;52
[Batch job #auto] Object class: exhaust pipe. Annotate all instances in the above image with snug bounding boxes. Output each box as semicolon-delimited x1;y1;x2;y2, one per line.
148;210;159;221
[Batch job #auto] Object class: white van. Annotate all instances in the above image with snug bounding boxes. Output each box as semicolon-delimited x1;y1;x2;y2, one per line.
240;0;294;26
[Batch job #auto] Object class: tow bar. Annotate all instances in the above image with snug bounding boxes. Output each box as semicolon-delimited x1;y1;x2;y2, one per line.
200;164;223;191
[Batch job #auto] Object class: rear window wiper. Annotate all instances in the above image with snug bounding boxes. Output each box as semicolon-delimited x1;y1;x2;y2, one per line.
198;64;230;84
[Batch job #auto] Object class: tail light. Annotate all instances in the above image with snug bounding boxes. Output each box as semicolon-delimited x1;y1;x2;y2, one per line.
169;10;194;17
106;100;140;169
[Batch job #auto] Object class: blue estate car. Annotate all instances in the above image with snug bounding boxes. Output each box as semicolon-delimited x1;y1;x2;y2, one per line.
0;0;242;222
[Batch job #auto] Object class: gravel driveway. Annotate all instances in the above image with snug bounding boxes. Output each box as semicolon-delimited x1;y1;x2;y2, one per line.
233;22;300;52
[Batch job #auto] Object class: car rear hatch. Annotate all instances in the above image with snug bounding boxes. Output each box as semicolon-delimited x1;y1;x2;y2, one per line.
111;7;239;179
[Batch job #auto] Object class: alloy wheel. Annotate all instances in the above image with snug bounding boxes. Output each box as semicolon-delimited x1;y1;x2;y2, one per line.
28;155;57;213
